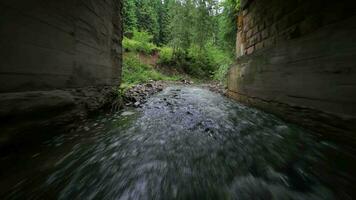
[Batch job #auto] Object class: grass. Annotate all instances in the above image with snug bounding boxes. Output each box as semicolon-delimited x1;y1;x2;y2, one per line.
121;53;181;90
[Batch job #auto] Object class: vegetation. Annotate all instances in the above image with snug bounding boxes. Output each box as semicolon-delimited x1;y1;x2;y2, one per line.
123;30;157;54
122;0;240;84
122;53;180;87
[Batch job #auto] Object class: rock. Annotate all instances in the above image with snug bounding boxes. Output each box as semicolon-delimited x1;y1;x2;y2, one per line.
186;111;193;115
84;126;90;131
121;111;135;116
32;153;40;158
123;81;168;108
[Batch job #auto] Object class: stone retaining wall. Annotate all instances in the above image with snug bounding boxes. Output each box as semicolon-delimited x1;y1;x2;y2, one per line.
229;0;356;142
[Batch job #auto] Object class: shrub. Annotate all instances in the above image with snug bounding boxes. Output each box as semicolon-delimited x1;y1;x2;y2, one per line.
205;43;233;83
163;43;232;81
123;30;157;54
122;53;180;86
158;47;173;63
123;37;141;52
132;30;153;44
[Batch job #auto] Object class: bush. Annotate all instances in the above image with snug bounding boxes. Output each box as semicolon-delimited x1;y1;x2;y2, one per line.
123;34;232;82
122;53;180;86
162;43;232;81
123;37;141;52
123;30;157;54
131;30;152;44
158;47;173;63
205;43;233;83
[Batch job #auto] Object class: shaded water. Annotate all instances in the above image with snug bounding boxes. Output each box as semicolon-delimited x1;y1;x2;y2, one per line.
0;86;355;199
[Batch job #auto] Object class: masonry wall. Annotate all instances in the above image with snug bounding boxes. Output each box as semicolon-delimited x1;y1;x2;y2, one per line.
228;0;356;142
0;0;122;146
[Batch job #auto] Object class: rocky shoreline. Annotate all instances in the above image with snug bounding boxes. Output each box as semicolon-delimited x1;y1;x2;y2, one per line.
123;80;227;108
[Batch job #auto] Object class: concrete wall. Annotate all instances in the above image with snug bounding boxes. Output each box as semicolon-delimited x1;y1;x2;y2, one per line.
228;0;356;141
0;0;122;92
0;0;122;146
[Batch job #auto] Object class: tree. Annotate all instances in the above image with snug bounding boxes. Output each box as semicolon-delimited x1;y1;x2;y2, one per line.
123;0;137;33
217;0;240;53
136;0;160;43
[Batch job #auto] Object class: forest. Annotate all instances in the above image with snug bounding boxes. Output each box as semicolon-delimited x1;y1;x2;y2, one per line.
122;0;240;87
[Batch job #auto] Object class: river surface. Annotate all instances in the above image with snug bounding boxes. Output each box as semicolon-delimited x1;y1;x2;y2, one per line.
0;86;355;200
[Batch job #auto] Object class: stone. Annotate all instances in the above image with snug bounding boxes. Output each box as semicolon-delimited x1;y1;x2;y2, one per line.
121;111;135;116
246;46;255;55
261;30;269;39
255;42;263;50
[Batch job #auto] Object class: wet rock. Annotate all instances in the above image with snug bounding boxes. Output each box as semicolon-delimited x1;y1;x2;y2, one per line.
124;81;168;107
181;80;193;85
202;82;227;96
121;111;135;116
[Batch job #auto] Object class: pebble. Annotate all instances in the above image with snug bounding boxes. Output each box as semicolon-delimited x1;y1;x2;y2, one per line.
121;111;135;116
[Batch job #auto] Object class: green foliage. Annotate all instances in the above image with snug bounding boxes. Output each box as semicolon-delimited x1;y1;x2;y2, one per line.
135;0;160;43
204;43;233;83
123;37;139;52
123;0;137;33
164;47;213;79
122;0;240;83
122;53;180;86
123;30;157;54
217;0;241;53
131;29;153;43
158;47;173;63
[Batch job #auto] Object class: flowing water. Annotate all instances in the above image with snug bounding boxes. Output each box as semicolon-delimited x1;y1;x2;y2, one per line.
0;86;355;200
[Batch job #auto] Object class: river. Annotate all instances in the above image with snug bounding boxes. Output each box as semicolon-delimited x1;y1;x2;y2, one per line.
0;85;355;199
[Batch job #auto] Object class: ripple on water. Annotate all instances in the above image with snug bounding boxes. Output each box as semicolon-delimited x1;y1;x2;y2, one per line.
1;86;355;200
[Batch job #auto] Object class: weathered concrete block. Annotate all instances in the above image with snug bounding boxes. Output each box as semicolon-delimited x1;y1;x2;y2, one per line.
0;0;122;92
0;0;123;146
232;0;356;141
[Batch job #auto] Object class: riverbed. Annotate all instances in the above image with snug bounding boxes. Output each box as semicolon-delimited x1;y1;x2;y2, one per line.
0;86;354;199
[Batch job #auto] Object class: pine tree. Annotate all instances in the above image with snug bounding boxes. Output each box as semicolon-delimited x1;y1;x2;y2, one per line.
123;0;137;33
136;0;160;43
